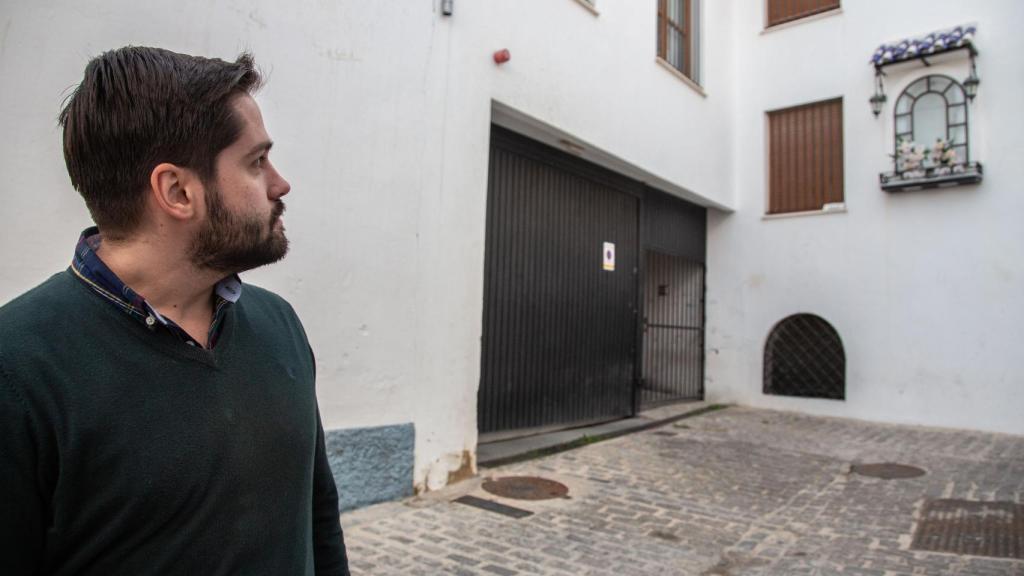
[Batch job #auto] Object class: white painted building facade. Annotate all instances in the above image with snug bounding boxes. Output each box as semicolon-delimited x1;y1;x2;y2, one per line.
1;0;1020;507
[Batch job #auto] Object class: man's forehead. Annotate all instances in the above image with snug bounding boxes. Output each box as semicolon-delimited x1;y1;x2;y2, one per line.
229;95;270;149
232;94;264;121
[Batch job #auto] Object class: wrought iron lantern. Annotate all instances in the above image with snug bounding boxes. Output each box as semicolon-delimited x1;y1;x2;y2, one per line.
963;56;980;100
870;71;887;117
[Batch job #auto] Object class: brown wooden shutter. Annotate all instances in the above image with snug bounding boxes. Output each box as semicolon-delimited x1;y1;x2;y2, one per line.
767;98;843;214
767;0;840;28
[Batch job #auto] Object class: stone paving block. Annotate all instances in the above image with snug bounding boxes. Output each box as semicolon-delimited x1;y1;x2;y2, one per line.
341;407;1024;575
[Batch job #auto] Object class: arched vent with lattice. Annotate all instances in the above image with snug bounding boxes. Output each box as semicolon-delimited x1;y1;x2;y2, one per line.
764;314;845;400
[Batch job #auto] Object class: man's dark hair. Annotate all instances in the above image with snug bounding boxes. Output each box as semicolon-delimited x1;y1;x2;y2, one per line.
59;46;262;238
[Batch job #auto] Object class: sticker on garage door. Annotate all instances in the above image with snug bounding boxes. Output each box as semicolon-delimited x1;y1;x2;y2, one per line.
603;242;615;271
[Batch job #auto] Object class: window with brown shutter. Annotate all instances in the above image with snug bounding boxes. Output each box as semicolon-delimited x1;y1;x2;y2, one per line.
767;98;844;215
766;0;840;28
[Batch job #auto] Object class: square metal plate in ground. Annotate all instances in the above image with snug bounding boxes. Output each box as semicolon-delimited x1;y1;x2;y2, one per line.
453;495;534;519
911;499;1023;559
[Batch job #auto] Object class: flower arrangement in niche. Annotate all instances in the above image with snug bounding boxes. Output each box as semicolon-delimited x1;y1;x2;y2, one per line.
895;139;928;178
881;140;979;189
929;138;961;175
893;138;964;179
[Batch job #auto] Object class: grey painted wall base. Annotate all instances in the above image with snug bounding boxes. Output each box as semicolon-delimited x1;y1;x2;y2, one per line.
325;423;415;512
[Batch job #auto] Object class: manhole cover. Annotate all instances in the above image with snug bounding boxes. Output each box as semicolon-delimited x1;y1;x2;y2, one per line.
851;462;926;479
481;476;569;500
912;499;1023;559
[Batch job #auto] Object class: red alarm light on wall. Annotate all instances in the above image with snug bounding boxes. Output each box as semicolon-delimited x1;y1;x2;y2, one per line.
493;49;511;65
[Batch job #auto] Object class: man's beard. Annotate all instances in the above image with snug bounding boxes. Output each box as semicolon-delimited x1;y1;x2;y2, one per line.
188;185;289;274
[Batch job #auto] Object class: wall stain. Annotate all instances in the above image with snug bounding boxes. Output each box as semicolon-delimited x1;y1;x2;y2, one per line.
1;19;12;59
991;262;1013;283
318;47;360;62
446;450;476;485
228;3;267;30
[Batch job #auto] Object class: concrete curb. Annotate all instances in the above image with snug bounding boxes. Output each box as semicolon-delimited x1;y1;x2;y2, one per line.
478;402;729;468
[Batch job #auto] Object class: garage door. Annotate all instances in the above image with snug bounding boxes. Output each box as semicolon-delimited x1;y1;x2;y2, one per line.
478;126;641;435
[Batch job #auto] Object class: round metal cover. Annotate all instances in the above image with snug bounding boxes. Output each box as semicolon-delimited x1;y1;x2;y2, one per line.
481;476;569;500
851;462;926;479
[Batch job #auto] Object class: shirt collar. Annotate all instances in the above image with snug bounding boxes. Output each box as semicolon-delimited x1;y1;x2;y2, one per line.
70;226;242;328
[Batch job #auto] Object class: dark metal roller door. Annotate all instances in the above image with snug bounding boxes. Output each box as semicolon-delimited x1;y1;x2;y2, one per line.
479;126;640;435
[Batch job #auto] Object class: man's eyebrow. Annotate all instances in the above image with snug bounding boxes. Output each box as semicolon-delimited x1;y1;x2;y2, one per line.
246;140;274;157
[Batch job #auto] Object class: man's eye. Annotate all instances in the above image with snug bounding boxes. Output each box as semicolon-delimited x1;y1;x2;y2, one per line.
254;156;266;168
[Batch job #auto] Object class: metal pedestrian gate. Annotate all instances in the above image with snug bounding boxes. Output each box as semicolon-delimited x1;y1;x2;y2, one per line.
479;126;707;437
638;187;706;408
479;127;640;436
639;251;705;407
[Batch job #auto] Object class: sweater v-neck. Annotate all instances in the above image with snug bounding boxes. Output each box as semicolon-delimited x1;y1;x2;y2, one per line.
65;269;235;369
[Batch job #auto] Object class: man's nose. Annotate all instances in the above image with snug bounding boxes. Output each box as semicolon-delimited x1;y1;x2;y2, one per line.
269;163;291;199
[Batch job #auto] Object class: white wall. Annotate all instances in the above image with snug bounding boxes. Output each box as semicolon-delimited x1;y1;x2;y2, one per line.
0;0;738;491
5;0;1015;496
705;0;1024;435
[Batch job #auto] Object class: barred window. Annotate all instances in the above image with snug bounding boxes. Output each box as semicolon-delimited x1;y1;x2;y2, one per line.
764;314;845;400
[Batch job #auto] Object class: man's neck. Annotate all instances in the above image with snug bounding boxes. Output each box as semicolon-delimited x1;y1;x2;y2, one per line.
95;234;226;347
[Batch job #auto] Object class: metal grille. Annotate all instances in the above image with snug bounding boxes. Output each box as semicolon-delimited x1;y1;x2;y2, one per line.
453;495;533;519
640;251;704;408
478;126;640;435
912;499;1023;559
764;314;845;400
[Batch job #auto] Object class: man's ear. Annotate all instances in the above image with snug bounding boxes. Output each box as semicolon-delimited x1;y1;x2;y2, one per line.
149;163;202;222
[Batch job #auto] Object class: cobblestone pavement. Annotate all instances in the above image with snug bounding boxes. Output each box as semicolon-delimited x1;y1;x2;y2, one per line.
340;407;1024;575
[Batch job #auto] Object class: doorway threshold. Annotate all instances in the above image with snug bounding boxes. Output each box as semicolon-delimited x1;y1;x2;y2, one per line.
477;401;722;468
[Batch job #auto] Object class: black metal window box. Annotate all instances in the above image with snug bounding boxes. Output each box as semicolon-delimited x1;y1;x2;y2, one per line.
880;162;983;192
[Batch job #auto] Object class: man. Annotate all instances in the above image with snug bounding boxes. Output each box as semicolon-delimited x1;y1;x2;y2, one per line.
0;47;350;575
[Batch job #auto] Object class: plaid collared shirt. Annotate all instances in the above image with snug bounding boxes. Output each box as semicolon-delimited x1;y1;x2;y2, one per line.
70;227;242;349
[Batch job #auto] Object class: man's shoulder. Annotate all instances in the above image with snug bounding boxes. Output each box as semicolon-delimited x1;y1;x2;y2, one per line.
0;271;85;378
0;271;79;329
234;282;312;354
236;282;305;329
238;282;294;314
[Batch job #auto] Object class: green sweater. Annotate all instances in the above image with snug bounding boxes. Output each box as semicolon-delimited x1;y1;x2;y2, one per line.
0;270;348;575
